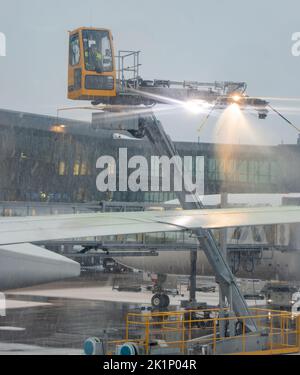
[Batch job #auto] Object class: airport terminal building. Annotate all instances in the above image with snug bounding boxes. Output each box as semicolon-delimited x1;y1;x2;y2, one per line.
0;108;300;205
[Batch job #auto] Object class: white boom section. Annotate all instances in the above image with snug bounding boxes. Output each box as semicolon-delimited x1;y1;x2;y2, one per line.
0;206;300;246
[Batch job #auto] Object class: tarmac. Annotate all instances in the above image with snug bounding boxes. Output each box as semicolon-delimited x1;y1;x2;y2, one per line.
0;274;266;355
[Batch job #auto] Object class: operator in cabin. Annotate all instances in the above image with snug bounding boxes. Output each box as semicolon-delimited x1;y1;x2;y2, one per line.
85;42;103;72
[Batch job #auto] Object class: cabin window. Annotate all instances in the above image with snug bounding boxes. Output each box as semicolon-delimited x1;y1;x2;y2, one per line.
69;34;80;66
82;30;113;72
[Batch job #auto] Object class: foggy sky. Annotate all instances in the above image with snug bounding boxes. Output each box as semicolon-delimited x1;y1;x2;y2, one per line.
0;0;300;144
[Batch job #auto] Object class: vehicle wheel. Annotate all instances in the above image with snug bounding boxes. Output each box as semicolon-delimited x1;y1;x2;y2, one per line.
151;294;163;308
151;294;170;308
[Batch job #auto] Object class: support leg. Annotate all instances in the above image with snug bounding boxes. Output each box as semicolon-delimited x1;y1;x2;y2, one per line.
190;250;197;302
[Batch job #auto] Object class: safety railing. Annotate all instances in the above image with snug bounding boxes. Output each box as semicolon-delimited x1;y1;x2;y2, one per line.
106;307;300;355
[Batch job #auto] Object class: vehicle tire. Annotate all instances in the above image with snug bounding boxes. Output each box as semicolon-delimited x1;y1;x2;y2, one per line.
151;294;170;308
151;294;162;308
161;294;170;308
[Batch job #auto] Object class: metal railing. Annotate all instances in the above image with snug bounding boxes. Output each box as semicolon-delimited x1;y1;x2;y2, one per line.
106;307;300;355
117;50;141;92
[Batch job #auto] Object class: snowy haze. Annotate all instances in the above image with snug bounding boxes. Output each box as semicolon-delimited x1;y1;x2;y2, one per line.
0;0;300;144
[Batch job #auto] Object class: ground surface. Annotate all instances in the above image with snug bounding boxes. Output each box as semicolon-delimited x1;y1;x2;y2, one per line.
0;274;266;355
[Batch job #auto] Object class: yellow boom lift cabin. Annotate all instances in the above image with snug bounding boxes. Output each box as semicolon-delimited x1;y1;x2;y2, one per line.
68;27;116;100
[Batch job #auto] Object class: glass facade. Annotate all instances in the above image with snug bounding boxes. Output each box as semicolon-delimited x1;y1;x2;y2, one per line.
0;109;299;204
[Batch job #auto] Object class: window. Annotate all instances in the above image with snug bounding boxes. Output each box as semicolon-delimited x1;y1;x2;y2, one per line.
85;75;114;90
73;162;80;176
80;162;88;176
232;227;242;241
69;34;80;66
82;30;113;72
270;161;279;183
58;161;66;176
258;160;269;183
236;160;247;183
208;158;217;181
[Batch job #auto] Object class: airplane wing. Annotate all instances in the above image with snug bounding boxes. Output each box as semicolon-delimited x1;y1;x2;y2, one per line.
1;205;300;246
1;205;300;290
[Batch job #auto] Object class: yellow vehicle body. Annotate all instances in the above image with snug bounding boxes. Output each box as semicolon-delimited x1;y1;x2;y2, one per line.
68;27;116;100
